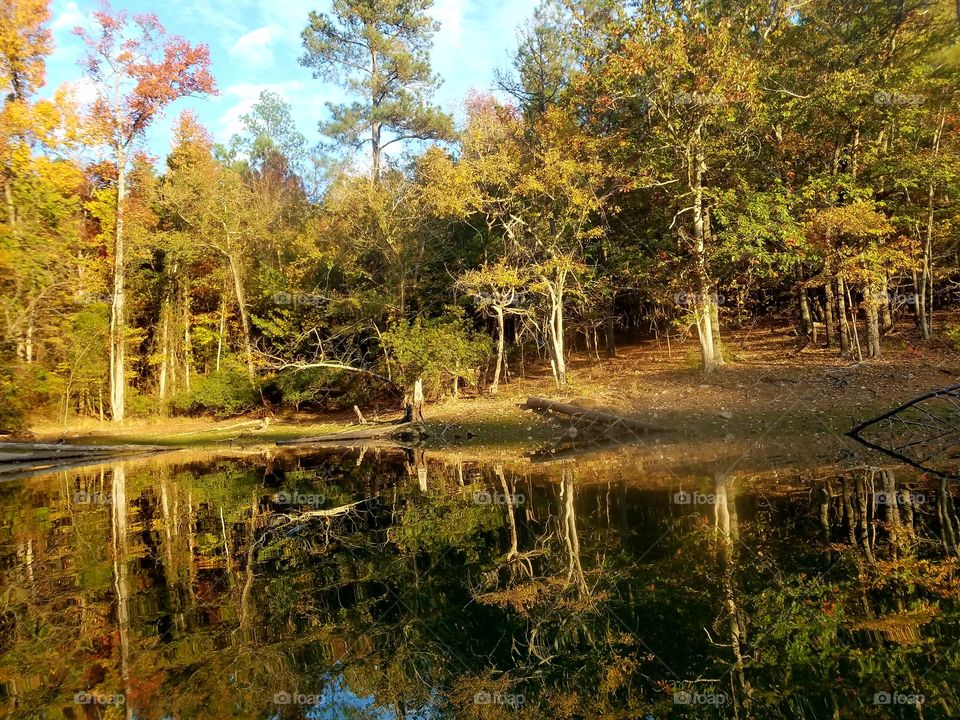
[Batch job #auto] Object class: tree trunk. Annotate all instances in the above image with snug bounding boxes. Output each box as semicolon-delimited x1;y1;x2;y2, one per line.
837;275;850;357
799;285;813;340
864;281;881;358
24;312;32;363
913;267;925;334
846;282;863;362
491;306;505;394
216;289;227;372
370;45;382;184
546;281;567;387
158;296;170;402
605;297;617;358
824;281;836;347
920;179;935;340
879;274;893;333
228;253;255;379
182;284;192;390
109;148;127;422
691;127;716;373
710;298;724;365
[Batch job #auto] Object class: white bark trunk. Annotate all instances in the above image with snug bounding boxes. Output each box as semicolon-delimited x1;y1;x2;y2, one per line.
228;253;255;379
110;149;127;422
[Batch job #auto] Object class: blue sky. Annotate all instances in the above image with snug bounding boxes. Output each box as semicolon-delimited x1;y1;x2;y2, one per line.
45;0;538;161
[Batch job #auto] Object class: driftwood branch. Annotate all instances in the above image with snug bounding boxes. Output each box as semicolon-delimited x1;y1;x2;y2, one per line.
280;501;364;519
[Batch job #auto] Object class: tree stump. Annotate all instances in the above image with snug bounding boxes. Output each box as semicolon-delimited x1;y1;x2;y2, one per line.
353;405;367;424
412;378;425;422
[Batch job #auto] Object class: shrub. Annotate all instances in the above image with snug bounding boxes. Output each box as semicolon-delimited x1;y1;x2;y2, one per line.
381;314;492;398
265;366;385;412
945;323;960;351
125;388;161;418
0;361;64;430
170;359;260;417
0;363;27;432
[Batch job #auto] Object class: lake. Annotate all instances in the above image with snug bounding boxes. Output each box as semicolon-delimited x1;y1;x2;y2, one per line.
1;439;958;718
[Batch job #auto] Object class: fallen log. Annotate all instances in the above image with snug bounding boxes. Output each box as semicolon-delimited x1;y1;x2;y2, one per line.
0;449;120;463
0;444;172;482
0;453;118;475
1;452;175;483
276;421;423;446
524;397;663;434
0;441;167;453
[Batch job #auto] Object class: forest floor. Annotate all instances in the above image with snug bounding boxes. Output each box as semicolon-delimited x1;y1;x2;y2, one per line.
26;316;960;470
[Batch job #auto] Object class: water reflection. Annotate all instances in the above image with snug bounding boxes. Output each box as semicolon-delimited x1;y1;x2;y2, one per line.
0;447;958;718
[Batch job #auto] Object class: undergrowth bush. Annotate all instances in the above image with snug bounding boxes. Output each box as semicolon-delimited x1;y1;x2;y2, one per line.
381;313;492;398
945;324;960;351
170;359;260;417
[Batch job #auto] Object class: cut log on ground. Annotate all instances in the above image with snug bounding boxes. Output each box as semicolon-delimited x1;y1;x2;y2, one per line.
524;397;664;435
276;421;426;446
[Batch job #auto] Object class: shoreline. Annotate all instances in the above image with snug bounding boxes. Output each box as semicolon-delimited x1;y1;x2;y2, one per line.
16;321;959;470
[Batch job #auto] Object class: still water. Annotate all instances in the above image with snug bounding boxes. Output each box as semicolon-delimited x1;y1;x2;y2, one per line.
0;443;958;719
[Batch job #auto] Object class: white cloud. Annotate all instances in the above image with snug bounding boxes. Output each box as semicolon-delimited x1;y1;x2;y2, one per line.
429;0;538;113
230;25;283;68
51;0;85;32
58;77;99;107
255;0;317;43
431;0;467;45
167;0;248;38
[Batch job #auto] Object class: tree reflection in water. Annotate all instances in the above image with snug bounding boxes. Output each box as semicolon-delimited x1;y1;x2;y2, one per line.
0;448;957;718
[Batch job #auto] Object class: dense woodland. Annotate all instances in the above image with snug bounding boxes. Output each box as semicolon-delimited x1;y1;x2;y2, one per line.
3;0;960;428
